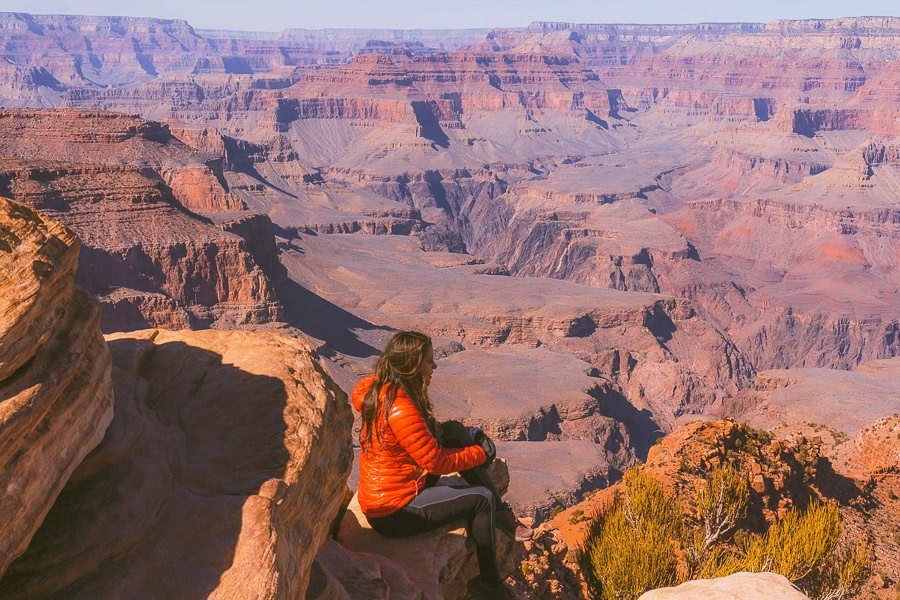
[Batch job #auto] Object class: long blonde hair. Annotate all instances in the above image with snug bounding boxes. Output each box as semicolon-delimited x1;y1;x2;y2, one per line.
359;330;438;451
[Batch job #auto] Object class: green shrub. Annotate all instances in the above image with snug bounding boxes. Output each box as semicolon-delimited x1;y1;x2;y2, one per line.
696;464;749;548
578;465;869;600
569;509;585;525
803;541;871;600
578;468;683;600
734;500;841;588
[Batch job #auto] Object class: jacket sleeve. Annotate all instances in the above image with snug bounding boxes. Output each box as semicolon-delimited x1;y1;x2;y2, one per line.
351;376;375;413
388;397;486;474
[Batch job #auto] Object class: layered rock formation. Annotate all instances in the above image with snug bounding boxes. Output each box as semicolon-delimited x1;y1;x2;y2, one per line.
0;328;353;598
284;234;753;443
0;109;285;331
4;13;900;596
7;13;900;375
0;197;114;578
0;11;488;104
658;138;900;369
743;357;900;434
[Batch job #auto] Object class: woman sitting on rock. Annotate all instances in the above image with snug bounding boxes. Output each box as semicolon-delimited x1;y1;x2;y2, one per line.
352;330;532;600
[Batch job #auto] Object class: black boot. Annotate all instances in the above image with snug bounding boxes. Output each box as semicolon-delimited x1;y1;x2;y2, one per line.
496;502;534;541
467;577;512;600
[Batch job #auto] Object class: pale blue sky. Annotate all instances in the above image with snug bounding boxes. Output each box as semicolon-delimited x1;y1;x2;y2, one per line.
2;0;898;31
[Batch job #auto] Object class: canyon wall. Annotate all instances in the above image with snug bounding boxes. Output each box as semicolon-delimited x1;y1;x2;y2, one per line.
0;109;285;332
4;10;898;487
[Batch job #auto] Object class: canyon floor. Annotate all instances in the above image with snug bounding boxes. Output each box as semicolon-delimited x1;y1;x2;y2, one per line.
1;11;900;599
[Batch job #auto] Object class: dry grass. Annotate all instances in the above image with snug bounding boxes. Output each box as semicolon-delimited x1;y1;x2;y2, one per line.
578;468;683;600
578;464;870;600
696;463;749;548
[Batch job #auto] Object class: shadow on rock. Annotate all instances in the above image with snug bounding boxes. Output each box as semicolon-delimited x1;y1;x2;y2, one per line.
592;387;664;461
0;338;291;598
815;457;878;512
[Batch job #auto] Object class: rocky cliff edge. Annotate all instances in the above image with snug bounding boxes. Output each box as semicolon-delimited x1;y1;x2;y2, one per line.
0;196;114;578
0;197;356;598
0;328;355;598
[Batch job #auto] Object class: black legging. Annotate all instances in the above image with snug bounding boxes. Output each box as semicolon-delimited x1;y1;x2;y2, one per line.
366;420;501;584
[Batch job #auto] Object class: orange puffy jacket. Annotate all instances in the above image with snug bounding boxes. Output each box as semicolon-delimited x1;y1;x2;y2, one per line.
352;375;487;517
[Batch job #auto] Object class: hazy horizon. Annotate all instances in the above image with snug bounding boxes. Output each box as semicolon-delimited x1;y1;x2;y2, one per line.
3;0;899;32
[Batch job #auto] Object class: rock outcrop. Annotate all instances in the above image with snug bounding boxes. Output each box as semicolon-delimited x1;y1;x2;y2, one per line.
0;328;353;599
638;572;809;600
548;419;862;552
0;197;114;578
309;461;520;600
508;524;582;599
853;414;900;475
533;417;900;599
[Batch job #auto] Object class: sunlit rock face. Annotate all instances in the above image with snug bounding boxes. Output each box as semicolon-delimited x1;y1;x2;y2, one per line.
0;328;353;599
0;197;114;579
638;572;810;600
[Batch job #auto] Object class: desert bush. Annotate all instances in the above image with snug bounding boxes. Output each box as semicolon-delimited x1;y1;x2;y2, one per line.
696;463;748;548
710;500;868;599
578;466;869;600
743;501;842;581
699;548;745;580
578;468;683;600
804;541;872;600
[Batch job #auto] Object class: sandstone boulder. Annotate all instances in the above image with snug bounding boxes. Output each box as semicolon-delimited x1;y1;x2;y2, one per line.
308;538;421;600
0;197;114;578
0;328;354;599
313;461;519;600
638;572;810;599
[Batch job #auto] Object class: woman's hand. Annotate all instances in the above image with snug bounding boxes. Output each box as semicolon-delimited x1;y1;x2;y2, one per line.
473;430;496;465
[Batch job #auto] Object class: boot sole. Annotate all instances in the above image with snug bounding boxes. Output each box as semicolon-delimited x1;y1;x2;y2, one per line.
497;528;534;542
